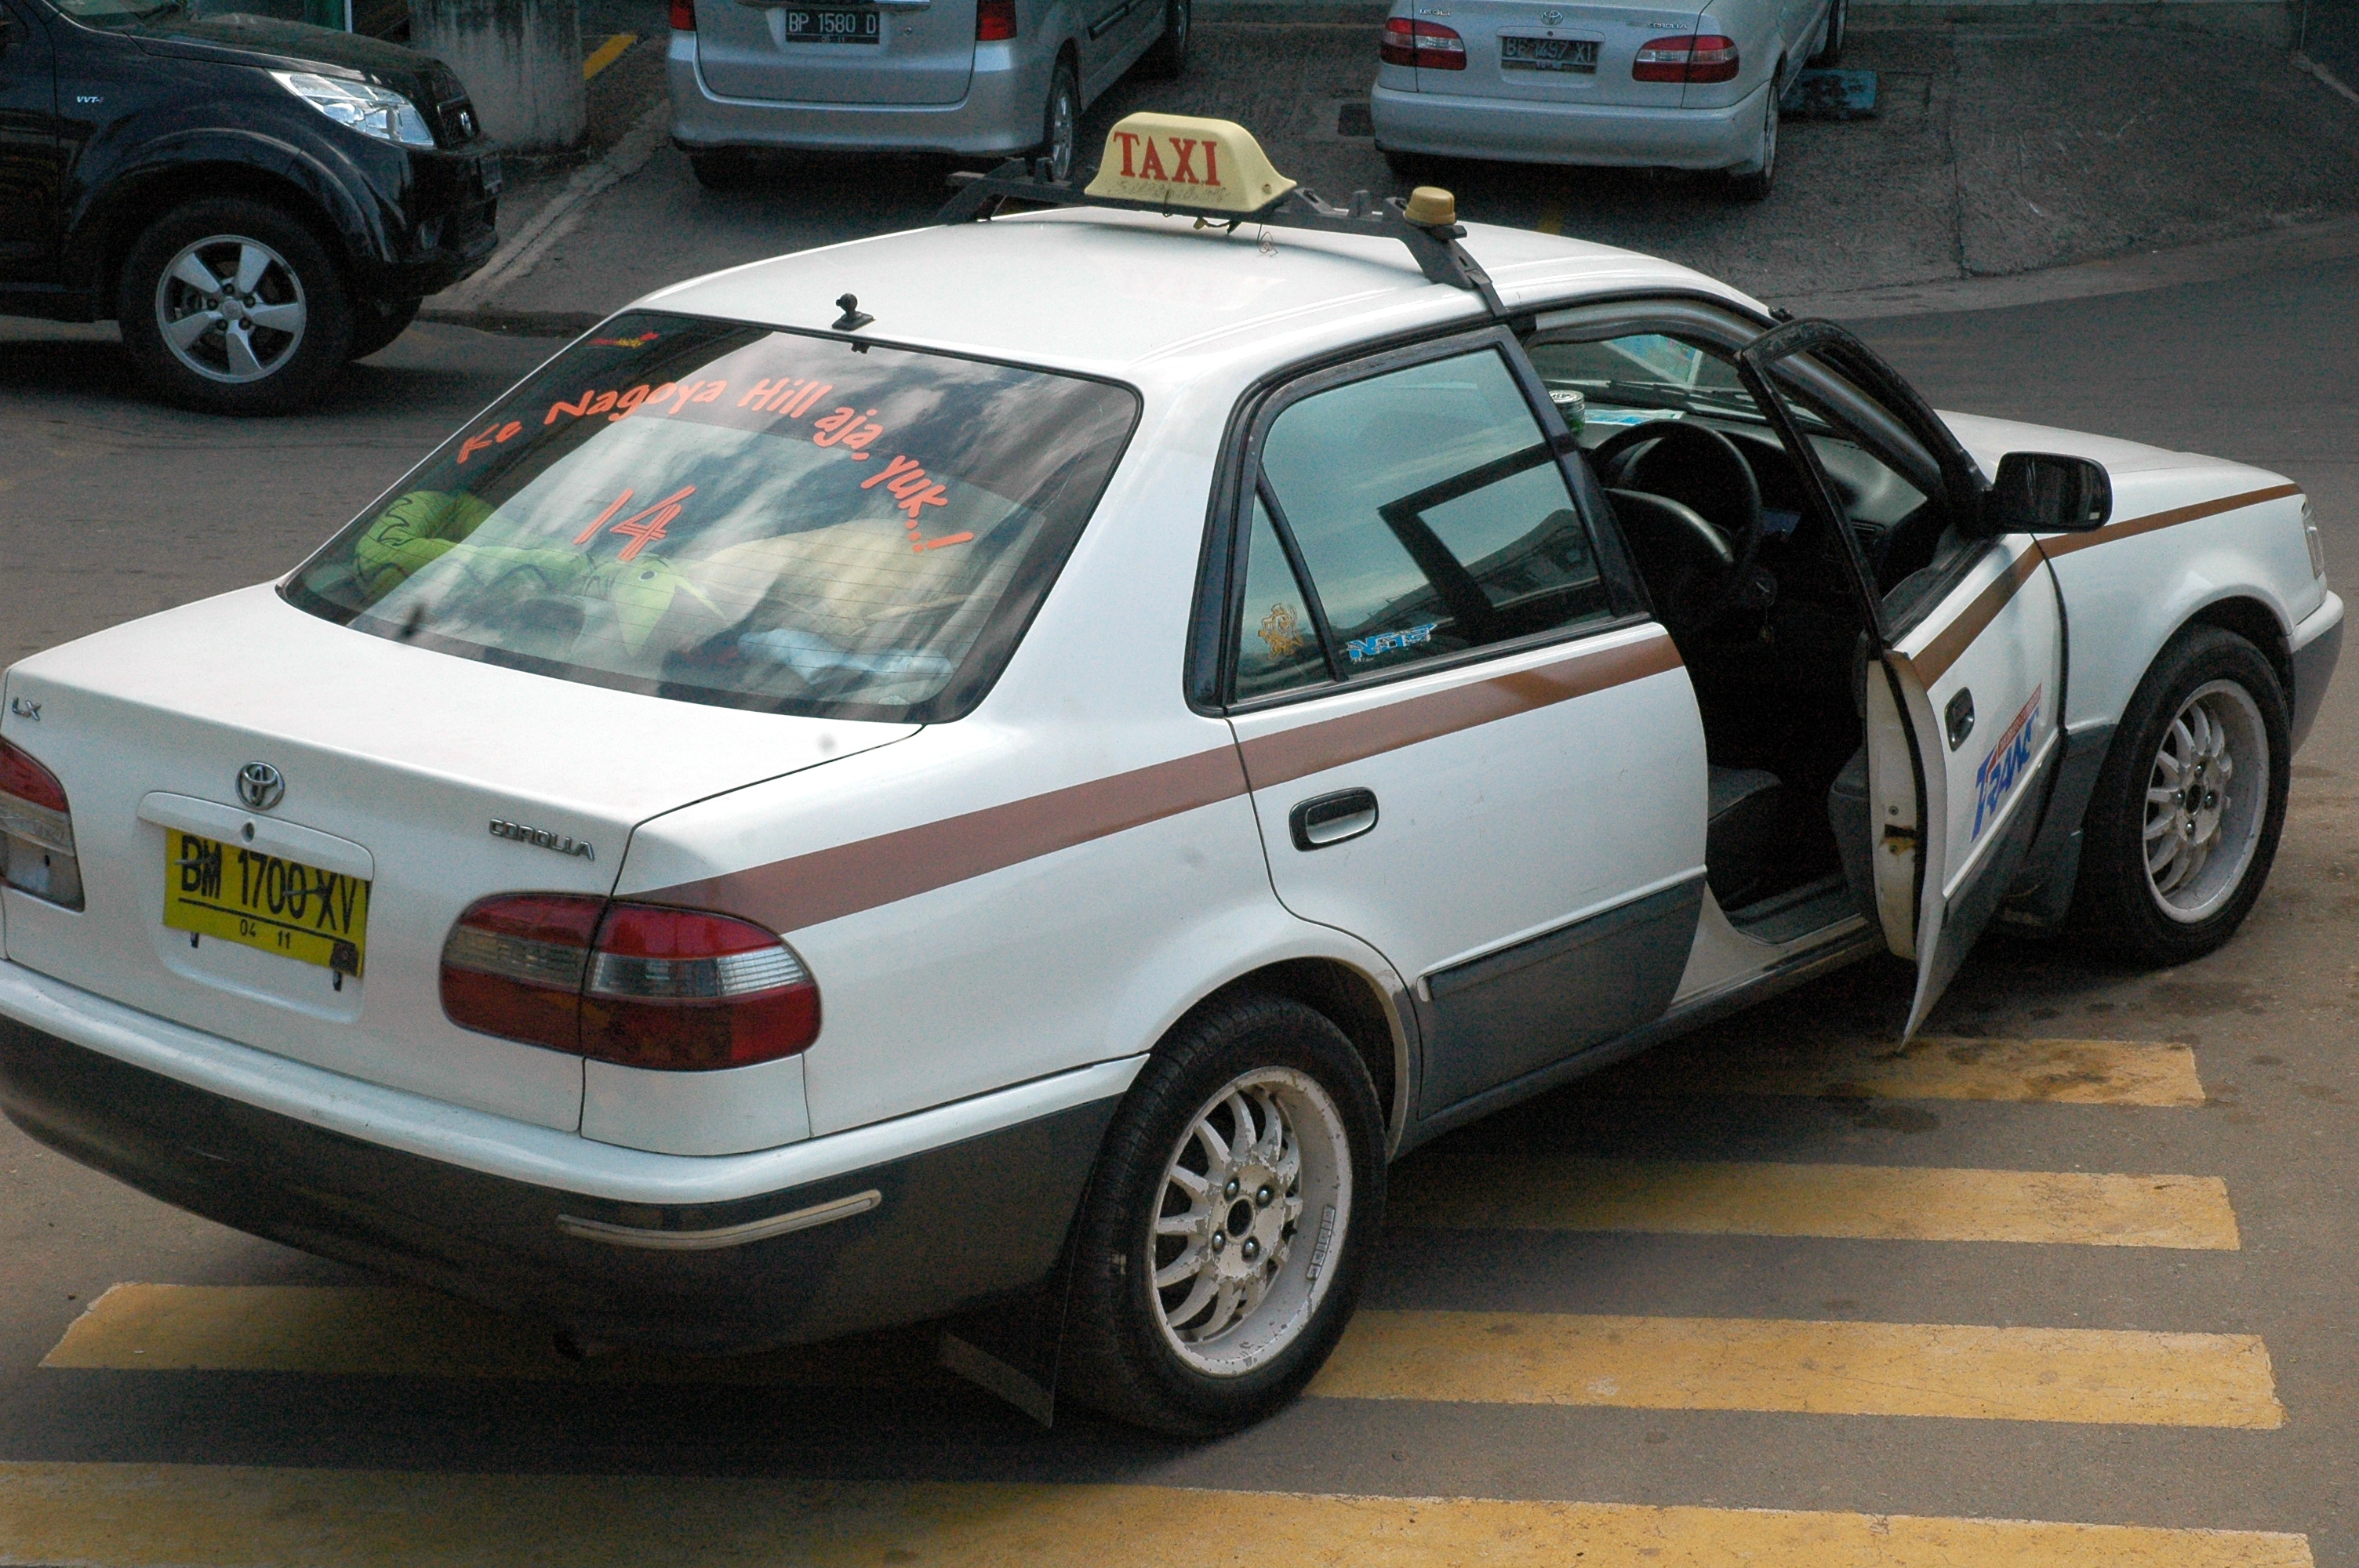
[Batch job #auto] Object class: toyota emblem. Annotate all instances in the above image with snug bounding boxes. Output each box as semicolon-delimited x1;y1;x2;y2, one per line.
236;763;285;811
1540;8;1563;20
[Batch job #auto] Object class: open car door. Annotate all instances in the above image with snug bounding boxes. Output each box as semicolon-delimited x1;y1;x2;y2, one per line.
1736;321;2068;1037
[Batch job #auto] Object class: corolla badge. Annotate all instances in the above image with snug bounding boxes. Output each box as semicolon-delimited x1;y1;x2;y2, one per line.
489;818;595;861
235;763;285;811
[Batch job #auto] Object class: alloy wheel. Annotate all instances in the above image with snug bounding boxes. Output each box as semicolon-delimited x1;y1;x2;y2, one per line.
1149;1065;1351;1377
154;234;308;384
2143;678;2269;923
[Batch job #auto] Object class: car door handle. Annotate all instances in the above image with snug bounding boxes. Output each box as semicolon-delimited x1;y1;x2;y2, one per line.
1289;788;1378;851
1946;688;1975;750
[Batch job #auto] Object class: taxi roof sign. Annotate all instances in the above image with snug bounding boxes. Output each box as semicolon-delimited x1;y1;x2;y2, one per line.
936;114;1507;317
1081;113;1296;213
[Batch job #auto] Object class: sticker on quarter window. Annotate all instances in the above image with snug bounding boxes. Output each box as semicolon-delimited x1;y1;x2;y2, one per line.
1257;601;1307;659
1972;684;2042;841
1346;622;1438;662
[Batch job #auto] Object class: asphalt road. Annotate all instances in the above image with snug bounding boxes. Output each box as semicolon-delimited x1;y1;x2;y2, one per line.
2;252;2357;1565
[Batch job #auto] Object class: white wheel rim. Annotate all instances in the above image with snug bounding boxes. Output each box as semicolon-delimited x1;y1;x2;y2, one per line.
2142;679;2269;924
155;234;307;385
1048;80;1078;182
1149;1066;1351;1377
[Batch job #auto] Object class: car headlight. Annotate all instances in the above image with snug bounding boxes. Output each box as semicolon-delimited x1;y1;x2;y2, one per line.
271;71;436;148
2303;498;2327;581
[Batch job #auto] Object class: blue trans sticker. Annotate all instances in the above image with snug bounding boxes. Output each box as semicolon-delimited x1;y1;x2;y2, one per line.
1347;622;1439;662
1972;685;2042;841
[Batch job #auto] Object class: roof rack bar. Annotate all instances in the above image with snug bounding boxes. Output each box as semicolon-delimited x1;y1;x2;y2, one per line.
937;159;1509;320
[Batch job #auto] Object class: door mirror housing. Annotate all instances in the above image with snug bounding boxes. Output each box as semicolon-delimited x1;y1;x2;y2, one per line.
1982;452;2112;534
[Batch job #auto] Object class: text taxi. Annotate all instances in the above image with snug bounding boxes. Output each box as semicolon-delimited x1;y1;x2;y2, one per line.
0;114;2339;1435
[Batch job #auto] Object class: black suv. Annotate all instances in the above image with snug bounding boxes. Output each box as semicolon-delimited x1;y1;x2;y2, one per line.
0;0;500;412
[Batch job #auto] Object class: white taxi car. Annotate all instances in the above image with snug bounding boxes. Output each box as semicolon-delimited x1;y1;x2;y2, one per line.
0;115;2339;1436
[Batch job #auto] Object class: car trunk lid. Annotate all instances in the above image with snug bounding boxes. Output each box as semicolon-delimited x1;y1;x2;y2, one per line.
0;586;914;1131
1418;0;1700;107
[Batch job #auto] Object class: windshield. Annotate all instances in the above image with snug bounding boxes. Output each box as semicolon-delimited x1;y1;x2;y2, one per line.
285;314;1140;721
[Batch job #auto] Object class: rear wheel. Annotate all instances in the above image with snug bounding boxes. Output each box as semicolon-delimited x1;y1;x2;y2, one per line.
1140;0;1189;78
1379;145;1424;181
1037;55;1081;182
2070;625;2290;966
118;196;352;416
1060;993;1385;1436
1726;78;1779;201
689;149;764;191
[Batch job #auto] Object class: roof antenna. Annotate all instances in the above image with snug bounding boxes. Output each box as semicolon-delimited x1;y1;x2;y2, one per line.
832;293;874;332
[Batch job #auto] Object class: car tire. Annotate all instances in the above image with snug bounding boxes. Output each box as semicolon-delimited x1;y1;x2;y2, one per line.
2069;624;2291;967
689;149;765;191
1140;0;1189;78
1726;77;1779;201
118;196;353;416
1036;55;1081;183
1379;144;1423;181
1809;0;1845;64
349;296;421;361
1060;992;1386;1436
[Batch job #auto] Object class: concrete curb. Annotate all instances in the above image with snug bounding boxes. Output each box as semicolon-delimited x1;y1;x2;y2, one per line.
1776;213;2359;319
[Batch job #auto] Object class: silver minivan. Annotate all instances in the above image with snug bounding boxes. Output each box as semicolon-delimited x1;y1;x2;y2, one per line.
668;0;1187;185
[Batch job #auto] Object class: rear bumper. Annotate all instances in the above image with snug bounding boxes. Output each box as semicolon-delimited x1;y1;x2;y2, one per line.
0;960;1128;1352
1369;78;1765;170
667;31;1050;157
2291;590;2343;755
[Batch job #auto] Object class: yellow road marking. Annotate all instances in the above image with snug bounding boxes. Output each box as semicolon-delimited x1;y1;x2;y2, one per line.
1535;205;1564;235
42;1284;945;1387
1599;1035;2205;1106
1391;1159;2240;1248
1312;1312;2284;1428
0;1464;2314;1568
583;32;637;78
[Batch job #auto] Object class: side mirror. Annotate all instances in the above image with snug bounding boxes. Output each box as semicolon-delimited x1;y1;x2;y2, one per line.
1982;452;2112;534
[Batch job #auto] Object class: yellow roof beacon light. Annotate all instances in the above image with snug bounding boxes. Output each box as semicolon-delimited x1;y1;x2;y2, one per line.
1081;113;1296;212
936;113;1507;317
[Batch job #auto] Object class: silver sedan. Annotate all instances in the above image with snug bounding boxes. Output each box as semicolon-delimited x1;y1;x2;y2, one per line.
668;0;1189;185
1370;0;1844;199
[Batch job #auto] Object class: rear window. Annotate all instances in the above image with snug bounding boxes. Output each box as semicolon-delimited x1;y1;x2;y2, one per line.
285;314;1140;722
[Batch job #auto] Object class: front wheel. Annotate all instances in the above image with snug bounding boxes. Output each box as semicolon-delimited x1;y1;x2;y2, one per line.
349;296;421;361
117;196;353;416
1060;993;1385;1436
2070;624;2291;966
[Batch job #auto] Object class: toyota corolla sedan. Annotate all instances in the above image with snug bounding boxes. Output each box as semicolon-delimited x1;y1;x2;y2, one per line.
0;114;2338;1437
1370;0;1845;198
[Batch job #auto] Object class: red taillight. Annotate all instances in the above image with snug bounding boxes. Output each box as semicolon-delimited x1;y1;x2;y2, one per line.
1633;31;1738;82
670;0;694;29
1380;16;1466;68
0;735;81;910
442;895;820;1069
976;0;1016;39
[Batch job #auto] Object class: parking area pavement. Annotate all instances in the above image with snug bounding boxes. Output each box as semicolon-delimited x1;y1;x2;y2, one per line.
451;5;2359;328
5;247;2359;1564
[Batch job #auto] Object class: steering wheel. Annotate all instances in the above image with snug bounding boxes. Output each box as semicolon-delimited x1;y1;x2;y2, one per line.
1590;420;1767;630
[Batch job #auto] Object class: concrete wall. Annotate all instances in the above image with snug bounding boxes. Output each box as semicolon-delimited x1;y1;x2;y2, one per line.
412;0;586;153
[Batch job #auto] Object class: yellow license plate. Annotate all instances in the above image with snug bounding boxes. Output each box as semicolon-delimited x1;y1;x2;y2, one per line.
163;832;370;978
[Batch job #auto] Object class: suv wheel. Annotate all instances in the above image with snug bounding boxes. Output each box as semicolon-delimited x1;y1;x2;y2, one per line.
1060;993;1384;1436
118;197;352;416
1140;0;1190;78
1727;77;1779;201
